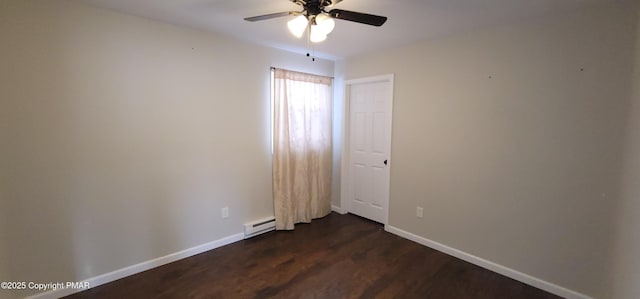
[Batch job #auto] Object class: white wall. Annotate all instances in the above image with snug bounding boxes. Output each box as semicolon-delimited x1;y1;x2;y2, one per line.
345;3;637;298
609;5;640;299
0;0;332;298
0;25;8;281
0;219;8;289
0;86;9;285
0;0;11;280
331;60;346;207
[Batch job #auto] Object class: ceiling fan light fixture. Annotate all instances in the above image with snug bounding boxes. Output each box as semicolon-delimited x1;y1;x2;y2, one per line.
309;24;327;43
315;14;335;35
287;15;308;38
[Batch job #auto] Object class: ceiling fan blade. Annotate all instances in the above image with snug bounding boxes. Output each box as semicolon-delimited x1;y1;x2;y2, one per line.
328;9;387;26
244;11;295;22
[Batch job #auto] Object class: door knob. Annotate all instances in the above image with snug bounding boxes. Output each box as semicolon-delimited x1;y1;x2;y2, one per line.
384;160;388;165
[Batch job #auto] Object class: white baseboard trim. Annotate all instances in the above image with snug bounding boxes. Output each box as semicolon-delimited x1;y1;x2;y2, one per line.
27;232;244;299
331;204;347;214
384;225;593;299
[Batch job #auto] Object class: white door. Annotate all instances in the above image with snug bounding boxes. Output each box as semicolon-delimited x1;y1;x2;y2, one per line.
344;75;393;224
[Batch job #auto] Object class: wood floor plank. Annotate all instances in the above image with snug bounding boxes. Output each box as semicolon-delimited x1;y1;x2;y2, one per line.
65;213;562;299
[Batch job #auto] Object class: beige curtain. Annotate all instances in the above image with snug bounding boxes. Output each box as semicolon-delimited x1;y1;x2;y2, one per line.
273;68;333;230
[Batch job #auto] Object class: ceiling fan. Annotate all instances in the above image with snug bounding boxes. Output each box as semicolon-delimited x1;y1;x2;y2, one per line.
244;0;387;43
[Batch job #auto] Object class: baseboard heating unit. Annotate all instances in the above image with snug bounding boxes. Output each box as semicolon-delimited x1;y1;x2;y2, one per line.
244;216;276;239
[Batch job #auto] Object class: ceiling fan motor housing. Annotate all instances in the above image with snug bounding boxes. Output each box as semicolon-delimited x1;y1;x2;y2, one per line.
305;0;324;16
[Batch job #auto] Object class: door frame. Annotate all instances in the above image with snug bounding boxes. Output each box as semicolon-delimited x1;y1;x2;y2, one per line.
340;74;394;224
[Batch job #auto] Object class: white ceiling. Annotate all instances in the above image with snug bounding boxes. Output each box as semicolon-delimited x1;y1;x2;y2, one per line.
76;0;609;60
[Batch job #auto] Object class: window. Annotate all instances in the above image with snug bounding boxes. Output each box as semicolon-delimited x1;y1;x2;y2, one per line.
270;68;333;230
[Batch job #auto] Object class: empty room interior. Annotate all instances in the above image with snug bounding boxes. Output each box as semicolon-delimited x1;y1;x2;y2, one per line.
1;0;640;298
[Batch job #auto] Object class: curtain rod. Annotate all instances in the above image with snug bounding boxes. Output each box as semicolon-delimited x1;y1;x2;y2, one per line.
271;66;334;79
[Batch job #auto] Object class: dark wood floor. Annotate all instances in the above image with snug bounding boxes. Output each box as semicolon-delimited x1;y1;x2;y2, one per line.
66;213;561;299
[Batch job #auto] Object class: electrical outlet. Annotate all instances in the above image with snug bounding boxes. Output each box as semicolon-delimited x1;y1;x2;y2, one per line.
221;207;229;219
416;206;423;218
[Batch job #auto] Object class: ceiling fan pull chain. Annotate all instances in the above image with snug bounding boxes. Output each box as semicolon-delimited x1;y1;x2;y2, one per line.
306;22;315;61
